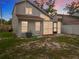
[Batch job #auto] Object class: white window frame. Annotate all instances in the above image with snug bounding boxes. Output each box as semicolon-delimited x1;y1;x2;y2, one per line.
21;21;28;33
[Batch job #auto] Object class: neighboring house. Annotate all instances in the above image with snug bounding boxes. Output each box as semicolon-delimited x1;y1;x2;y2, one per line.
12;0;61;37
58;14;79;35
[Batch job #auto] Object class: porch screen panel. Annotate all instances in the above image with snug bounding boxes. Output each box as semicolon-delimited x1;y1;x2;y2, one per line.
43;22;53;34
21;21;28;33
35;22;40;31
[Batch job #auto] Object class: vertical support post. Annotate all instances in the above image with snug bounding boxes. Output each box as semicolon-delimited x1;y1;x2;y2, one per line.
57;18;62;34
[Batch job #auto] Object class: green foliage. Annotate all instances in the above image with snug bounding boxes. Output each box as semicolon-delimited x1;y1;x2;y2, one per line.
65;1;79;15
0;18;12;25
47;5;54;13
71;16;79;19
0;32;13;38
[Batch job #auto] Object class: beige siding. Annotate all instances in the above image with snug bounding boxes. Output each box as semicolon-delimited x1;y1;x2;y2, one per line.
16;2;26;14
12;15;18;34
40;14;50;20
15;2;51;21
25;3;51;21
43;21;53;35
12;6;19;34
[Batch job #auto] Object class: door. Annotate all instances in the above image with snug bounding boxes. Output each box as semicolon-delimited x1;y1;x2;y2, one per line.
28;21;42;35
35;22;42;35
53;22;57;34
28;21;35;35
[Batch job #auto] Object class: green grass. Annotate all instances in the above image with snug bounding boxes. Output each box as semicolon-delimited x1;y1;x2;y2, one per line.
51;36;79;47
0;32;43;52
0;32;79;59
0;32;14;38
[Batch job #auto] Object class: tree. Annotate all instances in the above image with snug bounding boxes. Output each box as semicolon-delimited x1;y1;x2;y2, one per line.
65;1;79;15
6;18;12;25
0;18;12;25
33;0;56;15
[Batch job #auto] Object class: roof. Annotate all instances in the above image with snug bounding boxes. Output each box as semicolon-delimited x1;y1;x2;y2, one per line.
16;14;43;21
58;14;79;25
13;0;54;19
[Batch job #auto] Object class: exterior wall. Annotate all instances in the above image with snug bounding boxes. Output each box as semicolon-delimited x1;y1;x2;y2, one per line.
12;2;28;37
25;3;51;21
28;21;43;36
61;15;79;35
20;21;43;36
16;2;26;14
62;15;79;25
12;7;19;36
25;2;54;35
13;1;61;37
62;25;79;35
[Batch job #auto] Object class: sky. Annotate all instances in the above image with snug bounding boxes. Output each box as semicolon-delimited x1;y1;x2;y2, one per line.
0;0;78;20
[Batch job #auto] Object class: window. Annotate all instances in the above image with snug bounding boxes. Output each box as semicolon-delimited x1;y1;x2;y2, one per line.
53;23;57;32
35;22;40;32
43;22;53;34
21;21;28;32
26;8;32;14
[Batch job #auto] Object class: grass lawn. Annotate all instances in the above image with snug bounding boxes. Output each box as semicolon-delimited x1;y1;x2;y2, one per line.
0;32;42;52
0;32;79;59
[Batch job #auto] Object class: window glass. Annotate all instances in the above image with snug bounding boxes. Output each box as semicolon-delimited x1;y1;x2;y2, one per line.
29;8;32;14
26;8;32;14
54;23;57;32
21;21;28;32
43;22;53;34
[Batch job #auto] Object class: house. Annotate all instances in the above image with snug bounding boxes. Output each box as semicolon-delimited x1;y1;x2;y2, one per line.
58;14;79;35
12;0;62;37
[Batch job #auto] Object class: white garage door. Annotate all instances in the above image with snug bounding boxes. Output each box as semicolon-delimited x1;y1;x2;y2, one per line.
62;25;79;35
